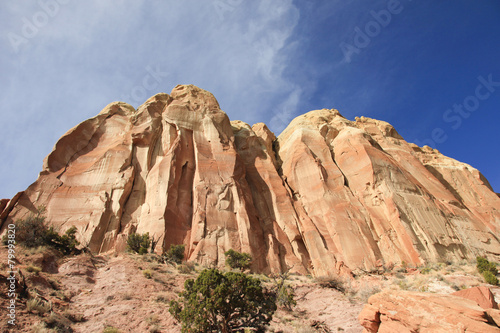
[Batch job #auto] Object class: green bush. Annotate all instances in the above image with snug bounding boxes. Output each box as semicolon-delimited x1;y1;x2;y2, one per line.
477;257;497;274
275;284;296;310
47;226;80;255
271;272;296;310
224;249;252;271
169;268;276;332
127;232;151;254
12;211;80;255
12;212;48;248
477;257;498;285
483;271;499;285
164;244;185;264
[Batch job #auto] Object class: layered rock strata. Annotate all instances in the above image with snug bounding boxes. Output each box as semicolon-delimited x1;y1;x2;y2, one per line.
359;289;500;332
1;85;499;277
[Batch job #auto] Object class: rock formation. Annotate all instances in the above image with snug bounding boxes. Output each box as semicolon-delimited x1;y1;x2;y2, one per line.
452;286;499;310
1;85;499;277
359;289;500;332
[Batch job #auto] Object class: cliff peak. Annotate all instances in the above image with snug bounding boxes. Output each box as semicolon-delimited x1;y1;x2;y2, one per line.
1;85;499;277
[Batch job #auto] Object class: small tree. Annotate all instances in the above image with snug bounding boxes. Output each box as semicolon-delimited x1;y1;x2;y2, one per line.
483;271;499;285
224;249;252;271
44;226;80;255
13;210;48;248
11;209;80;255
150;234;162;253
477;256;497;275
127;232;151;255
169;268;276;333
270;270;296;310
477;257;498;285
164;244;185;264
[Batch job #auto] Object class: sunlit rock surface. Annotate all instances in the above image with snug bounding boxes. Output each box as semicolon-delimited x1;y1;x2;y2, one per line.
2;85;499;277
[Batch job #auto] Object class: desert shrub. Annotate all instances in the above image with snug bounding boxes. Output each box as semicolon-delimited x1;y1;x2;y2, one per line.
13;211;79;255
316;276;346;293
420;267;432;274
127;232;151;254
51;226;80;255
482;271;499;285
31;322;52;333
270;271;296;310
169;268;276;332
275;283;296;310
477;257;497;275
163;244;185;264
177;263;194;274
143;269;153;279
63;310;86;323
13;210;48;248
224;249;252;271
356;285;381;302
26;264;42;274
103;327;120;333
310;320;331;333
44;312;73;332
26;298;52;315
149;325;161;333
477;257;498;285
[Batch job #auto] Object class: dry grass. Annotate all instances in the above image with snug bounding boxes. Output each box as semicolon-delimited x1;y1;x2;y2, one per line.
26;264;42;274
26;298;52;315
177;262;196;274
315;276;348;293
30;322;52;333
387;260;482;293
142;269;153;279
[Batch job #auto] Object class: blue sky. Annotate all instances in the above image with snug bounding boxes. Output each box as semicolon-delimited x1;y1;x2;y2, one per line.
1;0;499;199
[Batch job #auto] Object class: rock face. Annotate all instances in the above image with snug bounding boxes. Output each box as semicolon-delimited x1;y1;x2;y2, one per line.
359;290;500;332
452;286;499;310
1;85;500;276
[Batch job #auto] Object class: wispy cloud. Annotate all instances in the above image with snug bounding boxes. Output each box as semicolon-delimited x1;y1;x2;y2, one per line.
0;0;302;198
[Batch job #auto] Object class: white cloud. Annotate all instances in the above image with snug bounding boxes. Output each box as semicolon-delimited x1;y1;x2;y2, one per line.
0;0;302;198
269;86;303;133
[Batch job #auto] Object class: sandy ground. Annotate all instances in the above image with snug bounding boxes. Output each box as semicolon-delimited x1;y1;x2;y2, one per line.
1;245;496;333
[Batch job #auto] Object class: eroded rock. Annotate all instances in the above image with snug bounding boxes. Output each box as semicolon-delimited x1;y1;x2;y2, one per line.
1;86;499;277
359;290;500;332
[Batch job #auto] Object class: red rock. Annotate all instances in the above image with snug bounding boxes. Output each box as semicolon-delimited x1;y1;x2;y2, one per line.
359;290;500;332
1;86;500;277
487;309;500;327
358;304;380;332
453;286;499;310
0;199;8;216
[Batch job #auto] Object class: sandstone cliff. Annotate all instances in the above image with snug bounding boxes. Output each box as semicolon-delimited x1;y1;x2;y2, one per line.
1;85;499;277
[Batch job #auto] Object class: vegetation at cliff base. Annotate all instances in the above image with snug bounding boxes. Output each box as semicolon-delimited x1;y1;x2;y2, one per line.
224;249;252;271
5;208;80;255
271;271;297;310
126;232;151;255
169;268;276;333
476;256;499;285
163;244;185;264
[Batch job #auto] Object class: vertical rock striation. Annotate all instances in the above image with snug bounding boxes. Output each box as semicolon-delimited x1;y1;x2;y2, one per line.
1;85;499;277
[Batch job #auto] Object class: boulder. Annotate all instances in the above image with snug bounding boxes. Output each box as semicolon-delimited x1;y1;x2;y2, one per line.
453;286;499;310
359;290;500;332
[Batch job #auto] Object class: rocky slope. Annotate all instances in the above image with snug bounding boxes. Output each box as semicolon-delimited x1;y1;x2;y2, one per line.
1;85;499;277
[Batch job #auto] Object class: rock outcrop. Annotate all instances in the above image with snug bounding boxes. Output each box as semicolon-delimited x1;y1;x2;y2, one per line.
1;85;499;276
452;286;499;310
359;290;500;332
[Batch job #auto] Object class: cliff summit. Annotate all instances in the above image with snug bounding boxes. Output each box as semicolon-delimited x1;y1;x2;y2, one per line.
1;84;499;277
